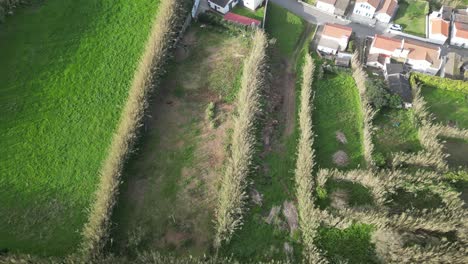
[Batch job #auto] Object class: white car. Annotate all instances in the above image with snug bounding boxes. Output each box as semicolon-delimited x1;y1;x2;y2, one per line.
389;24;403;31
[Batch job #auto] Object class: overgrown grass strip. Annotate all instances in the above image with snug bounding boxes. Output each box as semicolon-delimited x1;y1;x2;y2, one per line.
80;0;187;258
294;54;328;263
214;30;267;248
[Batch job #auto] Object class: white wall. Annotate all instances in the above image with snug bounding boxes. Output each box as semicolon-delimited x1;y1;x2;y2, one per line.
369;46;393;56
318;45;338;54
316;1;335;14
428;33;448;43
375;13;391;23
366;61;385;69
353;3;376;18
208;0;238;14
451;27;468;46
243;0;263;10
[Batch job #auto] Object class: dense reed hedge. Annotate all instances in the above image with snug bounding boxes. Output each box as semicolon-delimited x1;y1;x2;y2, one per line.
80;0;188;259
294;54;328;263
214;30;268;248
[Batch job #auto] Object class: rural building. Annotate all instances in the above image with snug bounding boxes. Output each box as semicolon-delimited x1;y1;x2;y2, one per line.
317;24;353;54
383;62;405;79
208;0;239;14
366;53;388;69
316;0;336;14
375;0;398;23
316;0;350;16
243;0;264;11
387;73;413;108
353;0;380;19
224;12;261;26
428;16;450;44
335;52;353;67
451;22;468;47
368;35;442;75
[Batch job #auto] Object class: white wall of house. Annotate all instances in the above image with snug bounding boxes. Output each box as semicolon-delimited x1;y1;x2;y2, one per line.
375;13;392;23
369;46;393;56
366;61;385;68
353;3;377;18
428;33;448;43
318;45;338;54
243;0;263;10
322;36;349;51
451;27;468;47
316;1;336;14
406;59;439;75
208;0;238;14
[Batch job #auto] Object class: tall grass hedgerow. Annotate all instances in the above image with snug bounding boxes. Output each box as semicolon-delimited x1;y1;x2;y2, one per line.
214;30;267;248
80;0;188;259
294;54;328;263
351;52;377;168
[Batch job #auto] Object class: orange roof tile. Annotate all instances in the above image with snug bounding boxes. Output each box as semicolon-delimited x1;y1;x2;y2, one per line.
357;0;381;9
372;35;402;52
377;0;398;16
322;23;353;39
430;18;449;37
455;22;468;39
403;40;441;68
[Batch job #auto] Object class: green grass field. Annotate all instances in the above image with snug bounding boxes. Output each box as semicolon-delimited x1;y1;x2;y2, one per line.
231;5;265;21
0;0;160;255
421;86;468;129
265;3;305;56
313;71;365;169
394;0;429;37
373;108;422;162
111;25;251;257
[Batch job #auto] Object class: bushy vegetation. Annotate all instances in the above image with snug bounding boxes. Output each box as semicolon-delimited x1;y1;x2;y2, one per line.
0;0;170;256
366;78;402;110
214;30;267;248
265;3;304;56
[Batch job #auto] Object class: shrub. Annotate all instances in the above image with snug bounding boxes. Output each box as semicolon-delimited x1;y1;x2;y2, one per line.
411;72;468;93
214;30;267;248
79;0;188;259
365;78;402;110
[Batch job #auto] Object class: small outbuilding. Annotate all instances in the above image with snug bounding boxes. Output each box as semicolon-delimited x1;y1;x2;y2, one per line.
208;0;239;14
335;52;352;67
387;74;412;108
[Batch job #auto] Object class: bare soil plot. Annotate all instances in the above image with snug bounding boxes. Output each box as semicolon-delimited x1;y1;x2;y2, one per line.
109;25;250;257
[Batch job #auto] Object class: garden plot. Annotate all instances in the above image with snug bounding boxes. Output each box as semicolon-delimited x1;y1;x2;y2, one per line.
393;0;428;37
373;108;422;164
110;25;251;257
422;86;468;129
313;70;365;169
0;0;160;255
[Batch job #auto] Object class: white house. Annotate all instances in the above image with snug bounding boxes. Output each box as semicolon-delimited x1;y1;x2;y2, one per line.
374;0;398;23
451;22;468;47
243;0;264;11
369;35;442;75
316;0;337;14
428;17;450;43
208;0;239;14
353;0;381;19
317;24;353;54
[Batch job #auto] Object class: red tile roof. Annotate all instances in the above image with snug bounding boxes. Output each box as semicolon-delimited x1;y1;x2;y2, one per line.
372;35;402;52
377;0;398;16
357;0;381;9
454;22;468;39
322;23;353;39
430;18;449;37
224;12;261;27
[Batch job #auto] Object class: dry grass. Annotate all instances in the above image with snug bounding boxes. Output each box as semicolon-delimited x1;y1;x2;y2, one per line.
214;30;268;248
79;0;187;259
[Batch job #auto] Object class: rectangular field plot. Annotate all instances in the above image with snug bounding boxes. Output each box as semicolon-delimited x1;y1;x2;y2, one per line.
0;0;160;255
422;86;468;129
373;108;422;163
110;25;251;257
313;71;365;169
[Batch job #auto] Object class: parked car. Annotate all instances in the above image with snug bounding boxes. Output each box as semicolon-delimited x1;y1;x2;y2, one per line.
389;24;402;31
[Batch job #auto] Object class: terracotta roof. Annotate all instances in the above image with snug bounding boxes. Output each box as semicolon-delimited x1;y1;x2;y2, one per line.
318;0;337;5
372;35;402;52
322;23;353;39
377;0;398;16
454;22;468;39
430;18;450;37
403;40;441;68
224;13;261;26
356;0;381;9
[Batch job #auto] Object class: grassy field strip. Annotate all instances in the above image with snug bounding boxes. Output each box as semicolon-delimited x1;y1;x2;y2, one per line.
110;25;252;257
214;30;267;249
81;0;186;258
0;0;163;255
294;54;327;262
312;66;365;169
393;0;428;37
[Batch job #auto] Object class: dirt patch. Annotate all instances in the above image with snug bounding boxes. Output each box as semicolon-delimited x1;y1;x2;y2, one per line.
331;189;349;209
279;61;296;136
282;201;298;234
265;205;281;225
336;131;348;144
333;150;349;167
